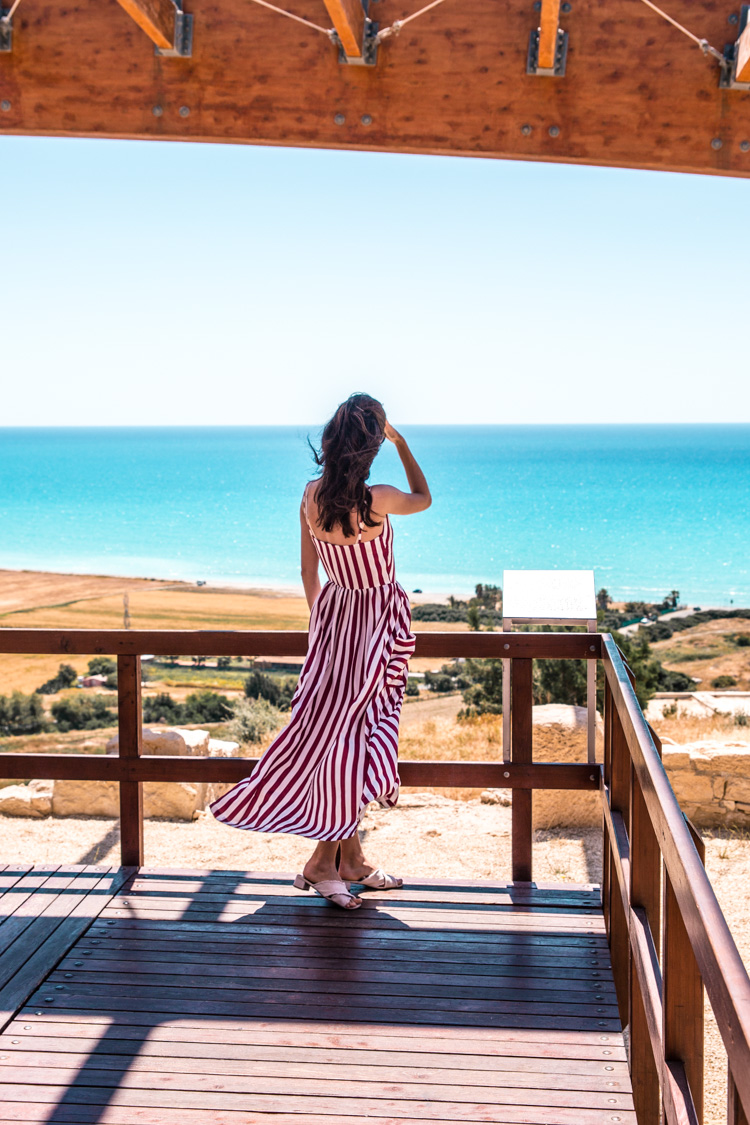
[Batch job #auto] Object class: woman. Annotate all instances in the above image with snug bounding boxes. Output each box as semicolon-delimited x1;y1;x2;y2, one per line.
210;393;431;910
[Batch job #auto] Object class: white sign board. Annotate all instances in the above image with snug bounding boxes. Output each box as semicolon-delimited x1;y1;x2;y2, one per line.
503;569;597;625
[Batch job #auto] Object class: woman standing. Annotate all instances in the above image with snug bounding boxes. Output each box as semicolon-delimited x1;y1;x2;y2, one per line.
210;393;431;910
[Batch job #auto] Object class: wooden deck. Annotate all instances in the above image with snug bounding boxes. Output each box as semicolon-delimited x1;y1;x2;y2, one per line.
0;866;634;1124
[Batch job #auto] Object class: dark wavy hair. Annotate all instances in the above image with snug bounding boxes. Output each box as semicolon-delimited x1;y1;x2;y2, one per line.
310;393;386;538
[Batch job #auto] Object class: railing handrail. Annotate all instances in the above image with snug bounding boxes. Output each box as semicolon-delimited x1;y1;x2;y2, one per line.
602;634;750;1119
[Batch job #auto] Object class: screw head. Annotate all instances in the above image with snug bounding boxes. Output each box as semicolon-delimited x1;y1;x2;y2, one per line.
22;1027;31;1031
503;770;510;778
605;1065;614;1071
74;962;82;967
0;100;10;112
711;137;722;150
533;1;541;9
152;105;163;117
521;124;532;136
549;125;560;137
729;11;739;22
561;2;572;10
334;112;346;125
503;643;510;650
179;106;190;118
11;1041;19;1045
361;113;372;125
740;140;750;152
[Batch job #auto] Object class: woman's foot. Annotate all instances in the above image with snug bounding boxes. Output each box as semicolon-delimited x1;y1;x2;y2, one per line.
338;834;402;888
302;842;361;906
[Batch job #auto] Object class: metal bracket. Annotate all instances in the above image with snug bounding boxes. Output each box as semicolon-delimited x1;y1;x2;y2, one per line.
719;4;750;89
0;11;12;53
334;1;378;66
154;0;193;58
526;26;568;76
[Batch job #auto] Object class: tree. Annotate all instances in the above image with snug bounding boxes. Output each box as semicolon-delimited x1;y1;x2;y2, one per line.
183;691;234;723
37;664;78;694
596;588;611;611
216;656;232;669
244;670;297;711
87;657;116;676
143;693;184;724
467;606;481;631
0;692;49;736
229;698;282;745
51;695;116;731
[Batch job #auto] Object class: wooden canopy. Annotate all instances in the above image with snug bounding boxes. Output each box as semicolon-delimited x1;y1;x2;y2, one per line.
0;0;749;176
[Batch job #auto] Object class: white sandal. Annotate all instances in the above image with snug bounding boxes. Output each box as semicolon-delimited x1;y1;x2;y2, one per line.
293;873;361;910
355;868;403;890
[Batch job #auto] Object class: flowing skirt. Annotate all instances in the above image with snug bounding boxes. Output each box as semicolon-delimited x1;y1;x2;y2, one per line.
209;580;415;840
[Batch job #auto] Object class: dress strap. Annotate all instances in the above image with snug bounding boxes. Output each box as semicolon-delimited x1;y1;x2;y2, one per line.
357;520;365;545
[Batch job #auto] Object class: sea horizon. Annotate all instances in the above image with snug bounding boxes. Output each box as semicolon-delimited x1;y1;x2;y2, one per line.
2;423;749;607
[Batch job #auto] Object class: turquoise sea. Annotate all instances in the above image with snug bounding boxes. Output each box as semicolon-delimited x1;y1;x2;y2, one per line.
0;425;748;605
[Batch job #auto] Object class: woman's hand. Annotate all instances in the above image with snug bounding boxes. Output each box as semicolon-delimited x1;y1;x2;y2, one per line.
384;421;403;445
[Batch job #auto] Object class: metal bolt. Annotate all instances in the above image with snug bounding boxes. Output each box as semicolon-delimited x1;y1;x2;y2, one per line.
600;1036;610;1041
55;985;64;991
549;125;560;137
590;774;596;781
597;1021;607;1026
44;998;53;1003
179;106;190;118
0;100;10;112
74;962;82;967
533;1;541;9
521;124;532;136
334;112;345;125
607;1081;617;1086
0;1055;7;1060
11;1041;19;1045
35;1012;43;1016
122;901;129;906
740;140;750;152
503;643;510;650
23;1027;31;1031
729;11;739;22
711;137;722;150
605;1065;614;1071
603;1049;612;1055
589;645;596;652
611;1118;622;1123
361;114;372;125
64;974;73;979
561;1;571;9
152;105;163;117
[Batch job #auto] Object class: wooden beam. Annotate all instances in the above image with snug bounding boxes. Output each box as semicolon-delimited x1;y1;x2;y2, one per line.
322;0;364;58
736;21;750;83
115;0;176;51
537;0;561;70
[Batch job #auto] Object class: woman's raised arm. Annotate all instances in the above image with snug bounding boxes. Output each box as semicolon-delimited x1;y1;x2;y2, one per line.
371;423;431;516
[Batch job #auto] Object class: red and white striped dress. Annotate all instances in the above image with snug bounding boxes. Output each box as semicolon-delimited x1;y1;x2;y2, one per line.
210;493;415;841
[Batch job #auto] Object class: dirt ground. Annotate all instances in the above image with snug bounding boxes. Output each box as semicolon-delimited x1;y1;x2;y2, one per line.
651;616;750;691
0;799;745;1125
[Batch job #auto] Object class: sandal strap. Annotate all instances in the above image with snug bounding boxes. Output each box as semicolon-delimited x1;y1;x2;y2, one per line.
360;868;402;890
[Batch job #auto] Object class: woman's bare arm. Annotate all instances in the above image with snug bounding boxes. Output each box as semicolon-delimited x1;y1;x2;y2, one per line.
371;423;431;516
300;501;322;610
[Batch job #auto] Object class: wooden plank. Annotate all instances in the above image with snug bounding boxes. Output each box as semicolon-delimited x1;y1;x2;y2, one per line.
537;0;561;69
511;658;533;883
729;1069;750;1125
323;0;364;58
0;754;599;790
8;1010;626;1048
663;869;703;1123
0;629;600;660
629;758;661;1125
114;0;175;50
117;655;143;868
0;1048;629;1093
736;20;750;83
0;1034;629;1072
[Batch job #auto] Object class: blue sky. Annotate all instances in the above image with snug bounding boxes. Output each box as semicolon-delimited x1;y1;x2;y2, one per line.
2;135;747;425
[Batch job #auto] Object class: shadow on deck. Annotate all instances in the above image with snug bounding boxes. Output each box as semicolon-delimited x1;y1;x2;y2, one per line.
0;865;634;1124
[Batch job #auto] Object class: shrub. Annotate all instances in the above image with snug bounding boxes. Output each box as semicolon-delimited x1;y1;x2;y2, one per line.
216;656;232;669
229;697;283;744
244;670;297;710
143;693;184;725
87;657;116;676
0;692;49;736
735;634;750;647
712;675;737;689
183;690;234;723
657;668;694;692
735;710;749;727
37;663;78;694
51;695;116;732
405;678;421;697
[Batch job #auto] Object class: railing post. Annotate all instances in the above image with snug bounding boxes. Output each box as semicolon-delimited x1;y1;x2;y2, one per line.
511;657;533;883
609;700;631;1027
602;676;613;934
117;654;144;867
729;1072;750;1125
663;827;704;1124
629;732;662;1125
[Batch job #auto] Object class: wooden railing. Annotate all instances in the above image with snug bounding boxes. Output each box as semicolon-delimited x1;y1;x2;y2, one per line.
0;627;749;1122
602;634;750;1125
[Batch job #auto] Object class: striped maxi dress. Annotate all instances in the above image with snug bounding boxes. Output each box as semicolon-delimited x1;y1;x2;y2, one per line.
209;497;416;841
